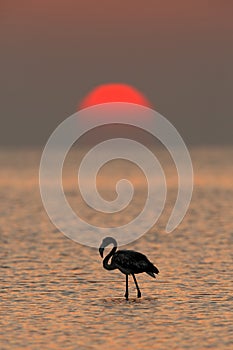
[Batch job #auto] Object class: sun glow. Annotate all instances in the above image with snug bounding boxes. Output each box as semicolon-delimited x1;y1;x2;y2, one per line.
79;83;151;109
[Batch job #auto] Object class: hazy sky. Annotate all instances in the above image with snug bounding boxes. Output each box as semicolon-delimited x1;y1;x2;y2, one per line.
1;0;232;146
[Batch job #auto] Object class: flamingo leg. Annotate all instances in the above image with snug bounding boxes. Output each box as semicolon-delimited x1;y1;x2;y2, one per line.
132;274;141;298
125;274;129;300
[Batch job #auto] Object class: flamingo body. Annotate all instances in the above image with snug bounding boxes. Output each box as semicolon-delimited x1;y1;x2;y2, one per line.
99;237;159;300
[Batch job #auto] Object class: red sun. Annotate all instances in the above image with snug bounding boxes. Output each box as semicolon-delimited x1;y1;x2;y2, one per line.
79;83;151;110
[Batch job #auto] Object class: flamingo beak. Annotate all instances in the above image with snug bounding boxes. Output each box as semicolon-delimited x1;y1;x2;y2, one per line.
99;247;104;258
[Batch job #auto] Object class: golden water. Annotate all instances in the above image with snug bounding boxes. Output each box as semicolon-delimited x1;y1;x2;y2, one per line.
0;148;232;349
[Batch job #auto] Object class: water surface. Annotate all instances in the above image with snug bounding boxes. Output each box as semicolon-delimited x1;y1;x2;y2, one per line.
0;147;232;349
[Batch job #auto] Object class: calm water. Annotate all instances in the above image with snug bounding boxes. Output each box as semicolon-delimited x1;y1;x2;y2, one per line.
0;147;233;349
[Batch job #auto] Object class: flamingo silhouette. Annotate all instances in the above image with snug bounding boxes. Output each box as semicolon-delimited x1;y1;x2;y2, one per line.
99;237;159;300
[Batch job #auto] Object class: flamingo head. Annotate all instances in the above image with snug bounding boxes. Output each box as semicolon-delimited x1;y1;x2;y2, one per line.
98;236;117;258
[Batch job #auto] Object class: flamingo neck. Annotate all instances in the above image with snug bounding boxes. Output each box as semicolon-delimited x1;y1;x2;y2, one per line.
103;246;117;270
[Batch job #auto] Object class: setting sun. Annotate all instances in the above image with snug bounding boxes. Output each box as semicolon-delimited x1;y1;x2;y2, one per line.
79;83;151;109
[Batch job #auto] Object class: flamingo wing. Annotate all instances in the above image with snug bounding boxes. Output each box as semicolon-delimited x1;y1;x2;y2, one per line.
112;250;159;275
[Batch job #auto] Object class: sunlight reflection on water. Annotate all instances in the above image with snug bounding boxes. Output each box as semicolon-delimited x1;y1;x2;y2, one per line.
0;148;233;349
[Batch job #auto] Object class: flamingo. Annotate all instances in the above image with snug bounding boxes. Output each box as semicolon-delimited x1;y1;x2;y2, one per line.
99;236;159;300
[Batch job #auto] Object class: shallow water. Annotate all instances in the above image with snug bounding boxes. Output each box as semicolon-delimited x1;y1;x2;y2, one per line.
0;147;233;349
